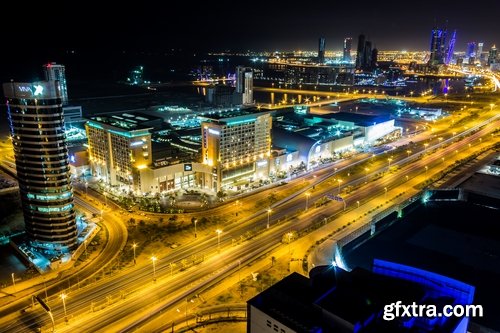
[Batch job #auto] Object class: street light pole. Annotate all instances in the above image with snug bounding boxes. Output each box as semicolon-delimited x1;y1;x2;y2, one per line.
151;256;157;282
194;219;197;238
356;200;360;208
384;187;387;199
132;242;137;265
337;179;342;195
287;232;293;254
11;273;16;292
216;229;222;251
266;209;272;229
305;193;310;210
60;293;67;320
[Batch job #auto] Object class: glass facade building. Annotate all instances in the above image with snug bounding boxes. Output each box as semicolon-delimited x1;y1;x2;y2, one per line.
3;81;77;251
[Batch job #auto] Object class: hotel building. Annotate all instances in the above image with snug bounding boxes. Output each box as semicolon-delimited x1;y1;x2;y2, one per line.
201;110;272;191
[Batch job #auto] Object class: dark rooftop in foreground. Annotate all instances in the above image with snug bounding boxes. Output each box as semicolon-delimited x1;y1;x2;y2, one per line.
248;262;470;333
344;195;500;330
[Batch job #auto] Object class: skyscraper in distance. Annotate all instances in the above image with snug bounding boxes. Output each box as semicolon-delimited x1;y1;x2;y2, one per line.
371;47;378;69
466;42;477;58
363;41;372;69
356;34;366;69
236;66;254;105
3;81;77;252
488;45;498;65
477;42;484;62
318;37;326;64
429;27;447;66
445;30;457;65
343;37;352;62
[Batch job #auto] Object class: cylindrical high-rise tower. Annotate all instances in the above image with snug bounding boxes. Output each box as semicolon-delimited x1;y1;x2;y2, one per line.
3;81;77;252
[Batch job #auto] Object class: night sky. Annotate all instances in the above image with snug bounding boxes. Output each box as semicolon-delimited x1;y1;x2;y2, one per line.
2;0;499;81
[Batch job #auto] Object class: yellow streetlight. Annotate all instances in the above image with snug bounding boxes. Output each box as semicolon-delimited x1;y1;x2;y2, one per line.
132;242;138;264
151;256;157;282
305;193;311;210
60;293;68;319
216;229;222;250
337;179;342;195
287;232;293;253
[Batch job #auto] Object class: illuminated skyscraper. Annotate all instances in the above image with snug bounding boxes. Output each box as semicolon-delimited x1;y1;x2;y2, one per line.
429;27;447;66
318;37;326;64
3;81;77;251
236;66;254;105
477;42;484;62
445;30;457;65
466;42;477;58
488;45;498;65
343;37;352;62
43;62;68;105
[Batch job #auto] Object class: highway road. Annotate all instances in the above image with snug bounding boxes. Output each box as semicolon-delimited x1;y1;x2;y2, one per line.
0;94;497;332
0;187;128;329
1;107;497;332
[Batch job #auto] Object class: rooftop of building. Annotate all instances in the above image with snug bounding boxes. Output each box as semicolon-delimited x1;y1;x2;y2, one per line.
459;160;500;200
198;107;271;123
249;264;465;332
343;195;500;329
86;112;163;131
317;112;392;127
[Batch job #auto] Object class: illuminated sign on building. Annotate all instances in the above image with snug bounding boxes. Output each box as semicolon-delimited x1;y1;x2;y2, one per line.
33;85;44;96
208;129;220;135
130;141;144;147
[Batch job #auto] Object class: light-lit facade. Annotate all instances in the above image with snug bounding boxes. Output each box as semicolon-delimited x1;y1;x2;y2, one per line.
343;37;352;62
43;62;69;105
236;66;254;105
85;114;153;188
201;110;272;191
3;81;77;251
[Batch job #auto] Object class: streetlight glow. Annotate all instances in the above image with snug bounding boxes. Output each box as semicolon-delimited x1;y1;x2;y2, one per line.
216;229;222;250
151;256;157;282
132;242;138;264
60;293;68;319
